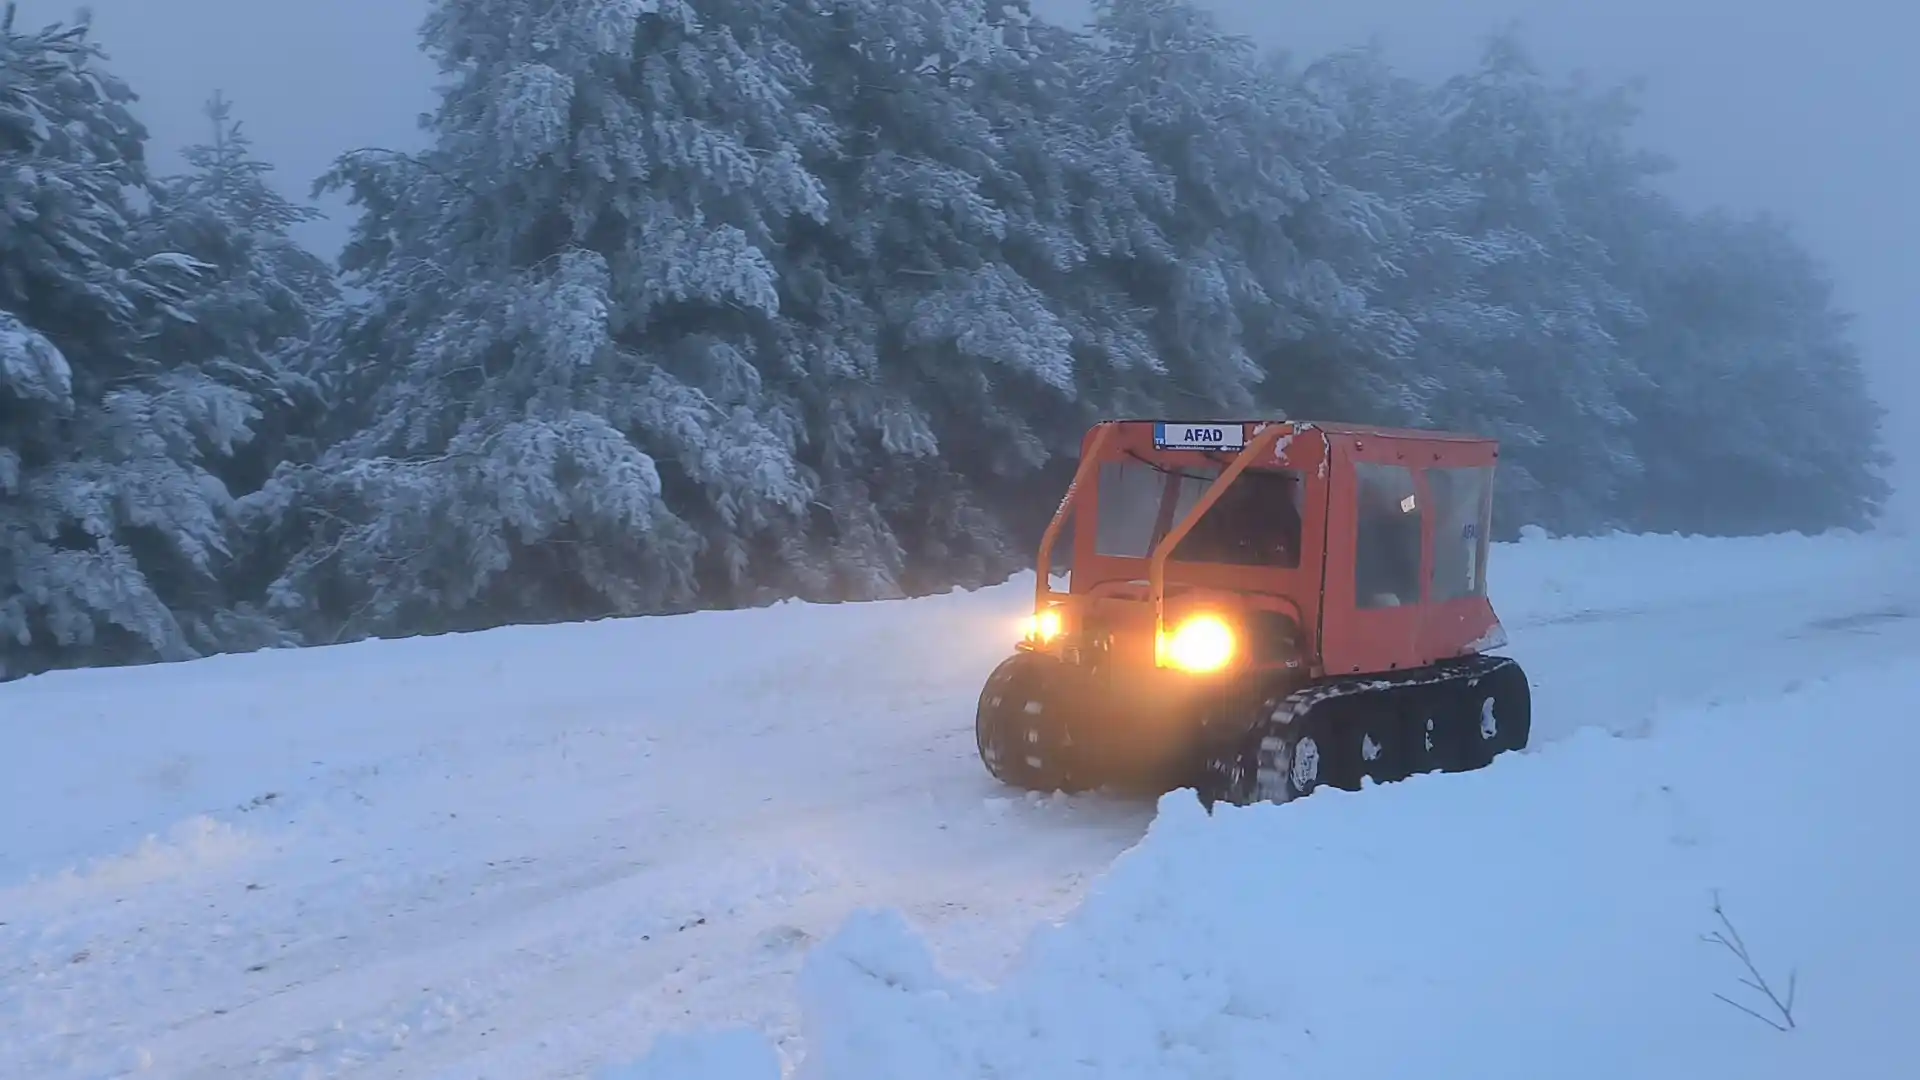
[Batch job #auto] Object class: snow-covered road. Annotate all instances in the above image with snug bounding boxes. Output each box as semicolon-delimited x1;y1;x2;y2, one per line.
2;530;1917;1078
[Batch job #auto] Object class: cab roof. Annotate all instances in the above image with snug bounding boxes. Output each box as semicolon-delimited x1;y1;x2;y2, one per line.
1102;418;1496;445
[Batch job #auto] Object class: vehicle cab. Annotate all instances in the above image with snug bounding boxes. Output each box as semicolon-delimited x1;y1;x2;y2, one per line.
1024;420;1504;681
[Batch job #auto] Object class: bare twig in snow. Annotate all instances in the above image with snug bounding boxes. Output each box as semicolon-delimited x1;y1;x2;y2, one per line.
1701;889;1797;1032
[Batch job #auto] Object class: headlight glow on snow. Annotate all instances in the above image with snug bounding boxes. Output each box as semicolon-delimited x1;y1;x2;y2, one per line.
1161;614;1235;673
1022;607;1063;642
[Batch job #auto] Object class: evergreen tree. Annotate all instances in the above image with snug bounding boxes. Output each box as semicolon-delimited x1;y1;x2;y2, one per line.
1290;43;1513;428
772;0;1107;596
0;12;309;676
1073;0;1272;412
1615;206;1890;533
1076;2;1401;420
261;0;841;640
142;94;336;489
1416;32;1658;531
139;93;342;644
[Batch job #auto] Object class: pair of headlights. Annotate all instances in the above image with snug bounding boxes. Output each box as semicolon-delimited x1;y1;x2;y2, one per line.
1020;608;1236;673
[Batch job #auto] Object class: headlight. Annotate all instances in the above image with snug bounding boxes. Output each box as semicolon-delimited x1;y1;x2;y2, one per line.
1161;614;1235;672
1021;607;1063;642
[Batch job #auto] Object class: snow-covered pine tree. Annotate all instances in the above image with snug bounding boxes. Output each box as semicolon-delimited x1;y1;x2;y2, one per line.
1072;0;1268;413
1420;31;1656;532
1299;34;1885;538
1612;205;1889;534
136;93;341;650
1286;44;1497;427
0;11;303;677
766;0;1117;597
985;8;1178;428
1073;0;1393;422
142;93;336;483
904;4;1194;551
262;0;841;640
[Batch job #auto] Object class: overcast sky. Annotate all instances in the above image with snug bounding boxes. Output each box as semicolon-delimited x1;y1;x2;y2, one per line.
15;0;1914;521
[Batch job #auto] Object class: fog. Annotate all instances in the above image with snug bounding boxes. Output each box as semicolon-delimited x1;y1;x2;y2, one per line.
14;0;1913;523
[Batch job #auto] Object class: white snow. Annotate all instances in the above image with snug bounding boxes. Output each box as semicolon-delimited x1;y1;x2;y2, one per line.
782;660;1920;1080
2;529;1917;1079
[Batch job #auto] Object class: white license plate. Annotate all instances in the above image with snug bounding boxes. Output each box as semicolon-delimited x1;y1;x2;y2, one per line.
1153;422;1245;451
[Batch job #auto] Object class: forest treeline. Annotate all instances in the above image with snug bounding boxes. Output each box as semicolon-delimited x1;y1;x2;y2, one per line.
0;0;1890;679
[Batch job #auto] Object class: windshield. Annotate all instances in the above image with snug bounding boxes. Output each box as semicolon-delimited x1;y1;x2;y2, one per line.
1092;460;1217;558
1092;459;1304;568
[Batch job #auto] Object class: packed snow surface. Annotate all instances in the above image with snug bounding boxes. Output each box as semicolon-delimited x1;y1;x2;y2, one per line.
2;529;1917;1078
766;658;1920;1080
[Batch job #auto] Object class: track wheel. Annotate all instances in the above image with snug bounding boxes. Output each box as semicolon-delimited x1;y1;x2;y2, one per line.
1414;655;1534;773
975;652;1082;793
1251;692;1331;804
1459;657;1532;768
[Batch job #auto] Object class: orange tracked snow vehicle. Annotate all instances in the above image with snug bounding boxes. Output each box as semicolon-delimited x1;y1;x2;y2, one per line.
974;419;1530;805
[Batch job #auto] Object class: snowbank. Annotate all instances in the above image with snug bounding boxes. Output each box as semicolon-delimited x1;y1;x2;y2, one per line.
626;659;1920;1080
1481;525;1914;627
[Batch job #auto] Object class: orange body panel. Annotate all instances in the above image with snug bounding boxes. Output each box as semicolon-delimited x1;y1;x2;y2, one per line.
1025;419;1504;681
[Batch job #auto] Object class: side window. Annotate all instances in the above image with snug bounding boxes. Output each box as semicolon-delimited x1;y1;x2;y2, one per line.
1171;469;1304;568
1354;462;1422;608
1047;514;1076;575
1429;466;1493;601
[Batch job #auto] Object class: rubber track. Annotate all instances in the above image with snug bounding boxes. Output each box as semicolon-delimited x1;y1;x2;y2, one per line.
1215;653;1523;806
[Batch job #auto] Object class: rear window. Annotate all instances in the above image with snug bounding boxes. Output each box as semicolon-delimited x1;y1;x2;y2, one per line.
1429;466;1493;600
